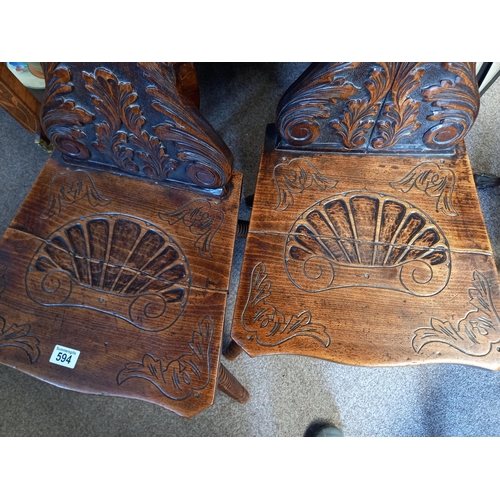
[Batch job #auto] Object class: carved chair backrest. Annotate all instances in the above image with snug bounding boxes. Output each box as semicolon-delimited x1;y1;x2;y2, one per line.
276;62;479;154
41;63;233;196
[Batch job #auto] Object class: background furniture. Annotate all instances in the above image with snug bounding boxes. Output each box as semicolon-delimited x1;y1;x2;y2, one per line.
0;62;51;150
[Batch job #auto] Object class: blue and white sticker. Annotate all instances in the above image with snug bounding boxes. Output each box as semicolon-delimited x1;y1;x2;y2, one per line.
49;345;80;369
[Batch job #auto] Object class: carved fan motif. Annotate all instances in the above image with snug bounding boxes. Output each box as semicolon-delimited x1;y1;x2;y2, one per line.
26;214;191;331
285;191;451;296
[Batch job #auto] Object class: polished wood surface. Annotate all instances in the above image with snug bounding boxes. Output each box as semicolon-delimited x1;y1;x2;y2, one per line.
230;62;500;371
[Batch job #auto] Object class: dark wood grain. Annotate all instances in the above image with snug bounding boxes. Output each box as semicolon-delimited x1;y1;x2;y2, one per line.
223;339;244;360
175;62;200;108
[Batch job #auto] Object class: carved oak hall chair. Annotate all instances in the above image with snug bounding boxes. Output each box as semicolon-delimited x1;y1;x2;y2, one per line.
227;63;500;374
0;62;249;418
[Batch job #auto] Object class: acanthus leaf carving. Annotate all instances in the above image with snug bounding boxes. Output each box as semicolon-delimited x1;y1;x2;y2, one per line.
82;68;178;180
117;315;214;400
412;271;500;356
41;63;94;160
372;63;425;149
138;62;231;189
421;62;479;149
390;162;458;217
242;262;331;348
277;62;360;146
332;63;399;149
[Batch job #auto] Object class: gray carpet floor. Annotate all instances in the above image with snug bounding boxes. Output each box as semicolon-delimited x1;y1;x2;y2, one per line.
0;63;499;436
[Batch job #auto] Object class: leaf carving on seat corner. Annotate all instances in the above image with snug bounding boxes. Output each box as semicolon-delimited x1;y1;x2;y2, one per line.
117;315;214;400
242;262;331;348
412;271;500;356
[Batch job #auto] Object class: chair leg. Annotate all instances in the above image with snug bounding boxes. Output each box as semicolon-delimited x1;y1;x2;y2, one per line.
217;363;249;404
224;339;244;360
474;173;500;189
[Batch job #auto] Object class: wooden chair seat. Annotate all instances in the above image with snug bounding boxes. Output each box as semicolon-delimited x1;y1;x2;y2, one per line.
0;62;248;417
229;62;500;371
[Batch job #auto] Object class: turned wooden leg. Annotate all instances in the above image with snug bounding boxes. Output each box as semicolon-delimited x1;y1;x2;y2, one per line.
224;339;244;360
474;173;500;189
217;363;249;404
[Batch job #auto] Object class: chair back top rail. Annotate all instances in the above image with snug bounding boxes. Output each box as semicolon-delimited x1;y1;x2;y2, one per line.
276;62;479;155
41;63;233;196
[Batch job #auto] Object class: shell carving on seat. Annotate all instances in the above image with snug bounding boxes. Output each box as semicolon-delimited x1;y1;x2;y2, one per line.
284;191;451;296
26;214;191;331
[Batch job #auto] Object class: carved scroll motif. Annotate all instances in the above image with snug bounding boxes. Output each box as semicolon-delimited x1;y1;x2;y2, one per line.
41;63;94;159
242;262;331;348
372;63;425;149
83;68;178;180
390;162;458;217
332;63;399;149
0;316;40;363
413;271;500;356
159;199;223;258
273;159;338;211
284;191;451;297
117;315;214;400
26;214;190;332
40;169;110;219
277;63;360;146
421;62;479;149
138;63;231;189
